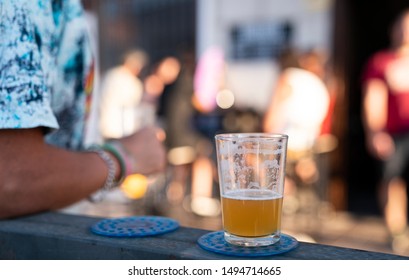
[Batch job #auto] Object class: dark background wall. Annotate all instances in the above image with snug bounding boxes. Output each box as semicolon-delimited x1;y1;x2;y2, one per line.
85;0;196;73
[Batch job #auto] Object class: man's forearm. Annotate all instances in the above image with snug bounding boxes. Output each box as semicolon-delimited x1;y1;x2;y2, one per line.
0;128;113;218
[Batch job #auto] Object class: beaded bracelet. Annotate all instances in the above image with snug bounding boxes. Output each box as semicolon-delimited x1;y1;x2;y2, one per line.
87;141;136;202
104;140;136;177
87;145;120;202
101;142;127;184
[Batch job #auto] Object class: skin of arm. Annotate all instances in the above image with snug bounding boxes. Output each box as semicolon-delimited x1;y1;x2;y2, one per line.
0;126;166;219
0;128;110;218
362;78;394;160
263;74;292;133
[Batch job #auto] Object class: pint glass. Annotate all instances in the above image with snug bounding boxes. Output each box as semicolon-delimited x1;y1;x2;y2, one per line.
215;133;288;247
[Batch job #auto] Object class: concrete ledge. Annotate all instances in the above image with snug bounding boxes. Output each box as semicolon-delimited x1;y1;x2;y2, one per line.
0;212;407;260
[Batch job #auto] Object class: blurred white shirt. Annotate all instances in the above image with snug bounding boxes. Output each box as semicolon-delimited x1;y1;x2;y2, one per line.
275;67;329;151
99;66;144;138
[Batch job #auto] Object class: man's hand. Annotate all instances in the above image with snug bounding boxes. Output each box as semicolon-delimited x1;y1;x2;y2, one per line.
367;131;395;160
118;126;167;175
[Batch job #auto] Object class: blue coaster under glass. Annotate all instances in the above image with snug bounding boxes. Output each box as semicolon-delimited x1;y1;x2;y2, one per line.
91;216;179;237
198;231;298;257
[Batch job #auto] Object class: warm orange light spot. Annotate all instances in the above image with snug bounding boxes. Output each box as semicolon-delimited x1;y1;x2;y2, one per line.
121;174;148;199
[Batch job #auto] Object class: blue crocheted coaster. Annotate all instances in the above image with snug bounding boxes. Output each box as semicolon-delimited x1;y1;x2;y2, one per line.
91;216;179;237
197;231;298;257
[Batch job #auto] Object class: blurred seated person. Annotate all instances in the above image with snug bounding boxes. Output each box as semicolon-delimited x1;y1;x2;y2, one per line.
0;0;166;219
99;49;148;139
263;49;330;192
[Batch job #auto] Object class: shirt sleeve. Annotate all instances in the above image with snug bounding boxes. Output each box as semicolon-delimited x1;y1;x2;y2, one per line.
362;52;386;83
0;0;59;130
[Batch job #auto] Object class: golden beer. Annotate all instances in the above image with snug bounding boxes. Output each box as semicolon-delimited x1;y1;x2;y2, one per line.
222;189;283;237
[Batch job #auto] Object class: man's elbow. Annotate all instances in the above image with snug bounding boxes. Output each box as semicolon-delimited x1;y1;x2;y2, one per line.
0;185;19;219
0;183;38;219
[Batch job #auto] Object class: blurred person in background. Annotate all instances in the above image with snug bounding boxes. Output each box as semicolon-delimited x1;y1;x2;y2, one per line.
0;0;166;218
263;48;330;212
99;49;148;139
154;56;183;129
362;9;409;254
167;52;221;216
187;47;230;216
156;55;195;205
264;49;330;153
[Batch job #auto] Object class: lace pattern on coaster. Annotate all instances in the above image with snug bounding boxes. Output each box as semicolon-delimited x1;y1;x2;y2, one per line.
197;231;298;257
91;216;179;237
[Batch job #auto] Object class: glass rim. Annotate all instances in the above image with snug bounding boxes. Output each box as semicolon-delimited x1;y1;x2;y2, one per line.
215;132;288;141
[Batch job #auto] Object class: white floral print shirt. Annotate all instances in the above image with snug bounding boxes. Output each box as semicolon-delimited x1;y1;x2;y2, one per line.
0;0;93;149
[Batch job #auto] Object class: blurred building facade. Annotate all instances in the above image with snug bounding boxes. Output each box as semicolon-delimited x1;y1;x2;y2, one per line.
197;0;333;113
86;0;333;115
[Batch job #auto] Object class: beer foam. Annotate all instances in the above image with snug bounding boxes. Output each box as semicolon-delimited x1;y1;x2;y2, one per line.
223;189;282;200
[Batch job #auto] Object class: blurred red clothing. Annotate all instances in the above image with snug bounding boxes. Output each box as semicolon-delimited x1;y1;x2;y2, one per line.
363;50;409;135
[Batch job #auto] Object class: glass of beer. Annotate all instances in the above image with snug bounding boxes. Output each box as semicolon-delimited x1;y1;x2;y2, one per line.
215;133;288;247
